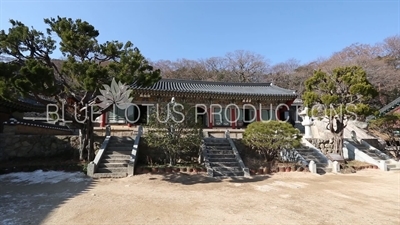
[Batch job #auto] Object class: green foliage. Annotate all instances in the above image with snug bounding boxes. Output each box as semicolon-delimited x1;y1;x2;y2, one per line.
146;101;203;165
369;113;400;135
0;16;160;106
0;16;161;161
369;113;400;159
303;66;378;119
243;121;301;161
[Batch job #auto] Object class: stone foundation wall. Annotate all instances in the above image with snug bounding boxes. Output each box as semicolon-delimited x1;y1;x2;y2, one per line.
307;138;338;154
0;134;82;161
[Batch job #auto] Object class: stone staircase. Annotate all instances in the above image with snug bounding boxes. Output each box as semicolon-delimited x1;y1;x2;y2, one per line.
346;140;400;171
296;146;332;174
203;137;244;177
92;136;134;178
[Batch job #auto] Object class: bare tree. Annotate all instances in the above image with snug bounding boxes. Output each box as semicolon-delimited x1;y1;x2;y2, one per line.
225;50;270;82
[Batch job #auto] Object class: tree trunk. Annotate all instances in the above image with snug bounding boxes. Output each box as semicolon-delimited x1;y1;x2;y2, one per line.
79;125;88;161
328;116;346;156
87;119;95;161
333;133;344;156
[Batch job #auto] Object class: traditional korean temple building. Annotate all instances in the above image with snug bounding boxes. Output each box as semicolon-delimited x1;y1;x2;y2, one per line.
99;79;298;129
379;96;400;115
0;97;46;131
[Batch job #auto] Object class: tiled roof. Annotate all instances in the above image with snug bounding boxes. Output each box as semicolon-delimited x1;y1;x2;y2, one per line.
131;79;297;98
0;97;47;112
379;96;400;115
3;118;73;132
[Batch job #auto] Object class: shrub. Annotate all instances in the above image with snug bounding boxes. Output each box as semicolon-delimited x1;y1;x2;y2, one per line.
243;121;301;161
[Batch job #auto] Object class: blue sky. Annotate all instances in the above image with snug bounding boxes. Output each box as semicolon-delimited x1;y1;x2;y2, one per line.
0;0;399;65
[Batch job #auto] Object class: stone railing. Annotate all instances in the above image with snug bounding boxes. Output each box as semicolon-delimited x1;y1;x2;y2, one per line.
225;130;250;177
87;125;112;176
279;148;308;167
127;126;143;176
201;139;214;177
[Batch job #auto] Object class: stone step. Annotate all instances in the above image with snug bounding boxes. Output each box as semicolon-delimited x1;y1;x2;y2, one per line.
209;158;238;163
98;163;128;168
205;143;231;147
207;150;234;155
302;156;327;161
107;143;133;148
100;158;130;163
207;154;236;158
316;164;329;168
92;172;127;178
388;167;400;171
212;166;242;172
111;136;135;140
102;154;131;160
204;138;228;141
97;167;128;173
206;145;232;150
107;146;133;151
302;157;327;163
210;162;241;167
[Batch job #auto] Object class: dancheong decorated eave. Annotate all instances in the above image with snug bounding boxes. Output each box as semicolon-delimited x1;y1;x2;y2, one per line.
100;78;299;129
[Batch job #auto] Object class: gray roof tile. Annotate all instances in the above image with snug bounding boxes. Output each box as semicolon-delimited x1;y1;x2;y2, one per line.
131;79;297;97
379;96;400;115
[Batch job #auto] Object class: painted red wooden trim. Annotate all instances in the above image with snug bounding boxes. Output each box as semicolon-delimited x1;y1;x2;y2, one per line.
100;113;106;127
256;109;261;121
231;108;236;129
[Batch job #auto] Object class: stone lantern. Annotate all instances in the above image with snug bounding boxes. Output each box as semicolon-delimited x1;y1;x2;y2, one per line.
299;107;314;138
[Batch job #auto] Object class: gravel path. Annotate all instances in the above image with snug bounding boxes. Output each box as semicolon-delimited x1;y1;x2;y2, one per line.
1;170;399;225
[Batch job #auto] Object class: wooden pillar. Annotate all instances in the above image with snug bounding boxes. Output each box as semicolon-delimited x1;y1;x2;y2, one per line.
277;99;295;121
231;107;236;129
256;109;261;121
100;112;106;127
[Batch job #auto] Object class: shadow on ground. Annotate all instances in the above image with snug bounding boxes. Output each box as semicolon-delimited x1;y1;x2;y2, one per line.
147;173;273;185
0;171;96;225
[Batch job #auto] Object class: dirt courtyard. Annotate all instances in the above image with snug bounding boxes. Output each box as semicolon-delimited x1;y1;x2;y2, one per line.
1;170;399;225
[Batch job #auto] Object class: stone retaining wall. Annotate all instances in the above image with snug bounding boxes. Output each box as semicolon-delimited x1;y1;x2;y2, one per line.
307;138;338;154
0;134;81;161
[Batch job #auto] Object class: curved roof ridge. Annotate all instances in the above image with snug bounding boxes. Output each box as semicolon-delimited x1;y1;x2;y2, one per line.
156;78;273;87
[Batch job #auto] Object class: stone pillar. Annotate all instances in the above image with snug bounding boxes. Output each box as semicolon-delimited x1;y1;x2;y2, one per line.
87;162;96;177
309;160;317;173
379;160;387;171
127;161;135;176
332;161;340;173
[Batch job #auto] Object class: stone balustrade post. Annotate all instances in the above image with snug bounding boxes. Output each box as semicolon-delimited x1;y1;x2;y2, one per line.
379;160;387;171
309;160;317;173
332;161;340;173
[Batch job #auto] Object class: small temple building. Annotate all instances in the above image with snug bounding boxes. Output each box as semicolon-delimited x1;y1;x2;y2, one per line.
98;79;298;129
